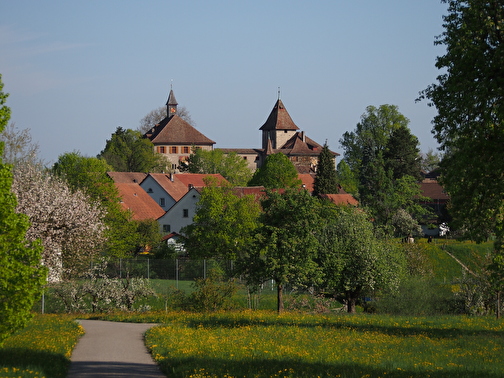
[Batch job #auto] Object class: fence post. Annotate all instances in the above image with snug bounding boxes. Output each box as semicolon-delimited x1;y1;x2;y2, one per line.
176;258;179;289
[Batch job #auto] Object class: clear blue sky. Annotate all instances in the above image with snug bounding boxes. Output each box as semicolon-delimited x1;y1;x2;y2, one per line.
1;0;447;164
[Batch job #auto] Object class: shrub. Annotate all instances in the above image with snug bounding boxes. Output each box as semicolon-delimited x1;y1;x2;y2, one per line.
375;277;460;315
50;261;155;313
188;267;238;311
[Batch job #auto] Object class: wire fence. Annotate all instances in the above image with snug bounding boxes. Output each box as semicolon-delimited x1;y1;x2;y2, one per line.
102;258;234;282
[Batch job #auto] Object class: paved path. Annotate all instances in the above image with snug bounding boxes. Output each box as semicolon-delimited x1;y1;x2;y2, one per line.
67;320;165;378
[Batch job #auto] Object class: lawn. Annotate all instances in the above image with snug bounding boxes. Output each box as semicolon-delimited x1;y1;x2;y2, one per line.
2;311;503;378
100;310;504;378
0;315;83;378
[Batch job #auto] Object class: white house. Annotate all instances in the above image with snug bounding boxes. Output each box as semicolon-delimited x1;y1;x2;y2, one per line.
157;187;202;234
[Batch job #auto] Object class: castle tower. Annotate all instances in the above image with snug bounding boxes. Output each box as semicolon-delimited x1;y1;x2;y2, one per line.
259;99;299;150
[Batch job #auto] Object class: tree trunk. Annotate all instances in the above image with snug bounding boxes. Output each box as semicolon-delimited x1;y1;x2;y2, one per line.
277;283;284;313
497;291;501;320
347;295;357;314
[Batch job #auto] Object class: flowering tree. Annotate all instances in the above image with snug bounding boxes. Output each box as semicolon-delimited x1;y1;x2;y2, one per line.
12;164;107;281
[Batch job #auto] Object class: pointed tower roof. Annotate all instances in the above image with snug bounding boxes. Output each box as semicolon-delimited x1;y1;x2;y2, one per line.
166;89;178;107
259;99;300;131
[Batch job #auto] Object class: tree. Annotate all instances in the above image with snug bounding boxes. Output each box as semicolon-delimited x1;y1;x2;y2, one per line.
0;122;42;166
318;207;406;313
180;148;252;186
419;0;504;240
243;189;323;313
313;142;339;196
12;164;106;280
248;153;302;189
340;105;425;231
0;74;47;344
383;125;422;181
52;152;138;258
340;104;410;176
420;148;442;173
418;0;504;315
181;178;261;260
336;159;358;195
138;105;195;134
98;127;167;173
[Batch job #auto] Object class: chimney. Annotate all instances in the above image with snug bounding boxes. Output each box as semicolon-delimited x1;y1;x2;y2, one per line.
188;184;194;190
170;173;174;182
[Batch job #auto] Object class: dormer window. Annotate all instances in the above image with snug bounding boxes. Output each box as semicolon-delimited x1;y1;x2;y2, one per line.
147;188;153;193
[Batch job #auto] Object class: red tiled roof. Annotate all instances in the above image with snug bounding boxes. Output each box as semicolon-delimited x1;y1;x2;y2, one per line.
115;183;165;220
145;115;215;145
107;172;147;184
320;193;359;206
298;173;315;192
259;99;300;131
218;148;262;155
420;179;450;201
148;173;228;202
280;132;339;156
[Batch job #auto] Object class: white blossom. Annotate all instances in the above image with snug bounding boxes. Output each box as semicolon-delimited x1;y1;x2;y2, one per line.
11;164;107;281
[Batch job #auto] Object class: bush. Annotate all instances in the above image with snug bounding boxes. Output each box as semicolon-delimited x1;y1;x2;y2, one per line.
375;277;460;315
50;261;155;313
188;267;238;311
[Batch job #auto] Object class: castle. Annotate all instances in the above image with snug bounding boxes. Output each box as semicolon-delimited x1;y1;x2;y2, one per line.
144;88;338;174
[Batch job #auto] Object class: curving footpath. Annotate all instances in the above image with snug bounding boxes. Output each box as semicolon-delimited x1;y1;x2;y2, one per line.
67;320;165;378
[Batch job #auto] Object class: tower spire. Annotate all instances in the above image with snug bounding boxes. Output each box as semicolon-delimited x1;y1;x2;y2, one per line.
166;81;178;117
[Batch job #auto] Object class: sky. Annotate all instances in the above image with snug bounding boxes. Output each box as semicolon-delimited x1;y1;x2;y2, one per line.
1;1;448;165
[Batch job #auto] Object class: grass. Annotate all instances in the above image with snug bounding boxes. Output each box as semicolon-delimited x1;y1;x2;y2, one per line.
93;310;504;378
0;314;83;378
2;311;504;378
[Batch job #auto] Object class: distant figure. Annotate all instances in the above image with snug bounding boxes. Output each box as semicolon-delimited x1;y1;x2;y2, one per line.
428;235;433;243
407;235;414;244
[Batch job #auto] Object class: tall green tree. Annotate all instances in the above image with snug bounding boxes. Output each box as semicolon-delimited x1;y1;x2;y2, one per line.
383;125;422;181
318;207;406;313
313;142;339;196
243;189;323;313
418;0;504;308
248;153;302;189
340;104;410;176
98;127;167;173
181;178;261;260
0;74;47;344
340;105;425;232
180;148;252;186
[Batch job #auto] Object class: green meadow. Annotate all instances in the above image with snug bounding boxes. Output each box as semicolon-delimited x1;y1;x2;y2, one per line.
1;311;503;378
1;240;502;378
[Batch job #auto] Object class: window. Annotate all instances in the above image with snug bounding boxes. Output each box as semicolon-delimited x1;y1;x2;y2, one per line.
182;146;190;154
243;156;247;160
171;163;178;170
170;146;178;154
163;225;170;233
183;209;189;218
159;198;165;207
